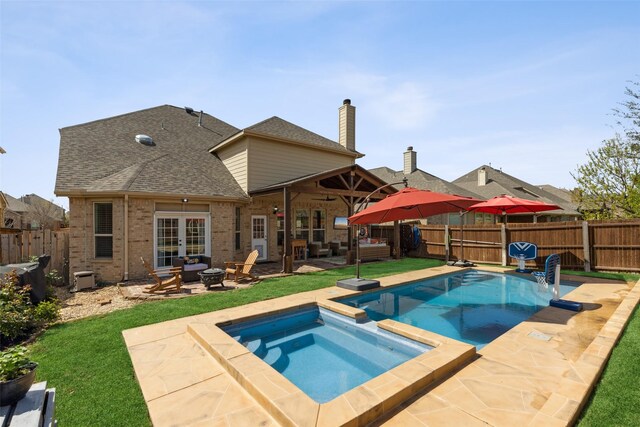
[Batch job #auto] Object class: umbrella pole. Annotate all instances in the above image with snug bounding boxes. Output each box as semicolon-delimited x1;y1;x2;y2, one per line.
460;213;464;262
356;225;361;279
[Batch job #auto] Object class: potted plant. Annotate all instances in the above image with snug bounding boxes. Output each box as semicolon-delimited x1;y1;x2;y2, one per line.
0;346;38;406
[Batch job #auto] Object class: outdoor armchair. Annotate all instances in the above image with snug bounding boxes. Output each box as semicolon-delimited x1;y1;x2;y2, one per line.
224;250;259;283
141;257;182;294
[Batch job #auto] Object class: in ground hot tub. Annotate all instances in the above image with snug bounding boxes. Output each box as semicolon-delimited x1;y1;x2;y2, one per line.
222;306;431;403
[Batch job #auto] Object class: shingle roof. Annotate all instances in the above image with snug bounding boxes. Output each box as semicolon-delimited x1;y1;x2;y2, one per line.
453;165;580;215
2;193;30;213
369;167;482;199
537;184;574;204
239;116;361;156
55;105;247;199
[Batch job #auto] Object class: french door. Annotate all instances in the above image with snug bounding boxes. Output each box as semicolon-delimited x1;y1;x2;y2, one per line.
154;213;210;268
251;215;268;262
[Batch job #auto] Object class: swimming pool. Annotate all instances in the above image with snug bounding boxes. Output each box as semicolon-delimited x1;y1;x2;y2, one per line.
222;306;432;403
338;270;578;349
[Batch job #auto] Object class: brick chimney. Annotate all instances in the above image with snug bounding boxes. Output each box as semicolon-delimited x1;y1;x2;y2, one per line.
338;99;355;151
478;167;487;186
403;146;417;175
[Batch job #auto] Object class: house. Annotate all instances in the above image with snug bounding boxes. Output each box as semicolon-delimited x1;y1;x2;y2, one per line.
2;193;30;229
453;165;581;223
0;192;66;230
18;194;66;229
55;101;394;283
369;146;482;225
0;192;7;228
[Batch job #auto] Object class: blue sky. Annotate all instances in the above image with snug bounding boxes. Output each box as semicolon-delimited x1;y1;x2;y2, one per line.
1;1;639;210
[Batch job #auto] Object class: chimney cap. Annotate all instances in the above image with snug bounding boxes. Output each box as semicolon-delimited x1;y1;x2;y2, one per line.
407;146;413;151
343;99;351;105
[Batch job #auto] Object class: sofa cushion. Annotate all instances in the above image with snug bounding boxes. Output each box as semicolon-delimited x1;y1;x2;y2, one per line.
184;263;208;272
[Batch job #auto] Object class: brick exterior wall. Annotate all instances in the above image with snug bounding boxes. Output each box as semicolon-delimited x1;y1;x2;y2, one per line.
67;194;351;284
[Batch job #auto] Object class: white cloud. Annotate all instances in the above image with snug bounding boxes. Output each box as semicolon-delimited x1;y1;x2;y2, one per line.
324;69;439;131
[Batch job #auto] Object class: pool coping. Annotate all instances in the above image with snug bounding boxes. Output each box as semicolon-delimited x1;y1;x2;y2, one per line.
188;302;475;427
123;265;639;426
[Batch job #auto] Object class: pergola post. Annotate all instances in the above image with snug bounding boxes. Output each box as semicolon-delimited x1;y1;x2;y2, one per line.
394;220;400;259
282;186;293;273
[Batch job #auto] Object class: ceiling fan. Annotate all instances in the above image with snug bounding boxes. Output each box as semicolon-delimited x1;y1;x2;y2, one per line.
312;196;337;202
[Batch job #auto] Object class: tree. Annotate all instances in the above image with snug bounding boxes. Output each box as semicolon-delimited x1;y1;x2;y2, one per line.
613;79;640;144
23;197;64;230
573;80;640;219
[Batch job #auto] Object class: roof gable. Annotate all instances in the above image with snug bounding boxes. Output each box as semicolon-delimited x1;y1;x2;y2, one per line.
213;116;361;157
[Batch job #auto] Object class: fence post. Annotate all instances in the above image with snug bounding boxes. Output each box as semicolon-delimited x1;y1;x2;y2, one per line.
582;221;591;272
444;224;449;263
501;224;507;266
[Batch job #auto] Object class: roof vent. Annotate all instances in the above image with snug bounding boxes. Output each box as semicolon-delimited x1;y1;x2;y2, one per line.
135;134;155;146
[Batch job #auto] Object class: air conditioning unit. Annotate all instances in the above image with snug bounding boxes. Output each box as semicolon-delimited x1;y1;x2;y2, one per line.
72;271;95;292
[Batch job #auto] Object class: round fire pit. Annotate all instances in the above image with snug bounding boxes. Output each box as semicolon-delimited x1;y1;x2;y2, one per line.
199;268;225;290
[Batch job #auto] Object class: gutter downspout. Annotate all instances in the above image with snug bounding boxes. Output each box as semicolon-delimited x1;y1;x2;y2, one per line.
123;194;129;281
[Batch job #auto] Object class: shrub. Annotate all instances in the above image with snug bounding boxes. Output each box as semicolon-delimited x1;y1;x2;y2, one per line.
33;300;60;327
0;273;34;344
45;269;64;287
0;346;33;382
0;273;60;348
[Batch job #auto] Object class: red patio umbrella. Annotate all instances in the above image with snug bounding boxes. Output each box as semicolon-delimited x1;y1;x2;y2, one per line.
468;194;561;222
347;187;482;276
348;187;482;225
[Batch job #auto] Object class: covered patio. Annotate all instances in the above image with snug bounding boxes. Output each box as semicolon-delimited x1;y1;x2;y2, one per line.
249;164;399;273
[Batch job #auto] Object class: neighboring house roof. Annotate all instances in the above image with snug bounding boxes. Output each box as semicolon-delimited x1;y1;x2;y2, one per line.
453;165;580;215
537;184;575;204
212;116;362;157
20;194;65;221
369;166;482;199
3;193;30;213
55;105;247;199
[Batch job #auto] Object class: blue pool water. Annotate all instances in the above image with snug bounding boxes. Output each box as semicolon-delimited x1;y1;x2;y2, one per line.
338;271;578;349
223;306;431;403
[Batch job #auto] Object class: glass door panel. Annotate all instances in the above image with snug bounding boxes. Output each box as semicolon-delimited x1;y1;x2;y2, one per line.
251;215;268;261
156;218;179;267
185;217;206;256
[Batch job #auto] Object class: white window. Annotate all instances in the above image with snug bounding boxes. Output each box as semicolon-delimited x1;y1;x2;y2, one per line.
235;207;241;250
295;210;309;241
94;202;113;258
312;209;325;242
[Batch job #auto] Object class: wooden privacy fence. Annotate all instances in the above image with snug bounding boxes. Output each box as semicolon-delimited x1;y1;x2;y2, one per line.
0;229;69;281
418;219;640;273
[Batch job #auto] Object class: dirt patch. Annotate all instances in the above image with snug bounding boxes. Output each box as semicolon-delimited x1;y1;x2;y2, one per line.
54;285;142;322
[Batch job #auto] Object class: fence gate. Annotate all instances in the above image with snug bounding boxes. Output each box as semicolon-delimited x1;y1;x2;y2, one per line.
0;229;70;283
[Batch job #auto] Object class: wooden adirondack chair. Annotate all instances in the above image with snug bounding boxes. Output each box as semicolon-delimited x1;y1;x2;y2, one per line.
224;250;259;283
141;257;183;294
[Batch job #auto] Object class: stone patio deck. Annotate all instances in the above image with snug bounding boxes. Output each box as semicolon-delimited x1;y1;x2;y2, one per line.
123;266;639;426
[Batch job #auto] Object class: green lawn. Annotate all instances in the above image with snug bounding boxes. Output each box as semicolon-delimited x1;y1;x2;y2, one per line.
27;259;639;426
578;305;640;426
29;258;442;426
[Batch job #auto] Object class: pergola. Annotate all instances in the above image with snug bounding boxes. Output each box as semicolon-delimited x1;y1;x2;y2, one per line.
249;164;398;273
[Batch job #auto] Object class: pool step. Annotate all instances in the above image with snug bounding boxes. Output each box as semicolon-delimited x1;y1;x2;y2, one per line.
262;347;290;371
451;273;492;286
245;338;267;358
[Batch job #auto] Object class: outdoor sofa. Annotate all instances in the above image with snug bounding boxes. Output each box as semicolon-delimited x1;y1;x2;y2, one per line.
172;255;211;282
